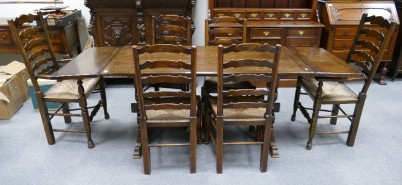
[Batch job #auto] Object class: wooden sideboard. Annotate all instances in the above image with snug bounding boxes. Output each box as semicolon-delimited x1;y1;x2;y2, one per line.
0;18;81;56
318;0;400;85
84;0;195;47
208;0;325;87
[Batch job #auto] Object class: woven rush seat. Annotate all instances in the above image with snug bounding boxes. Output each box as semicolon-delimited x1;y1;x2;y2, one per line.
208;96;266;122
144;97;200;123
44;78;100;100
301;78;358;102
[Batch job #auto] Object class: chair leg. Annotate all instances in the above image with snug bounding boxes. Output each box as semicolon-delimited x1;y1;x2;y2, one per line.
260;116;273;172
216;117;223;174
201;87;210;144
62;103;71;123
190;117;197;173
347;93;366;147
307;80;323;150
197;102;203;144
330;104;340;125
291;77;302;121
140;119;151;175
36;92;55;145
99;78;110;119
78;79;94;148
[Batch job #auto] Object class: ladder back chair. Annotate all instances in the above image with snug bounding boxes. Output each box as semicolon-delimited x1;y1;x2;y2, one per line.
205;43;281;173
8;13;109;148
291;13;397;150
151;14;192;91
202;17;256;143
151;14;192;45
132;44;200;174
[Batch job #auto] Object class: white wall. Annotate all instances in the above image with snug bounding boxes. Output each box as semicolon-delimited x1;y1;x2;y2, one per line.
0;0;208;64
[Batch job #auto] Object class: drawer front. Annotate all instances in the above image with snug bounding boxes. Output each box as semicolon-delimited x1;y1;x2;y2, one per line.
247;12;262;20
47;30;63;44
249;28;283;40
263;11;278;20
296;11;311;21
334;27;388;37
230;11;246;19
214;11;229;18
286;28;318;38
334;27;357;37
332;39;354;48
280;12;294;20
0;30;13;45
285;39;317;47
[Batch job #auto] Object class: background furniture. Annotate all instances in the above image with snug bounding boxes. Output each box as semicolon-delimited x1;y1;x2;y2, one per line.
208;0;325;87
0;18;81;56
84;0;195;47
8;13;109;149
291;13;397;150
318;0;400;85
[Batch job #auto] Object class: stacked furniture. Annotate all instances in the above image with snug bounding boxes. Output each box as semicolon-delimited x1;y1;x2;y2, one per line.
318;0;400;85
208;0;324;87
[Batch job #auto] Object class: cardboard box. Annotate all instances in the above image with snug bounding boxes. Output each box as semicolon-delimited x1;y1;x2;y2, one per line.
37;10;82;27
27;79;60;109
0;61;30;120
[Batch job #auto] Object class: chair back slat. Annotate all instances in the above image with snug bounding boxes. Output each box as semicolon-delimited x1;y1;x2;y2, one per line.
222;74;273;84
140;60;191;70
141;75;192;85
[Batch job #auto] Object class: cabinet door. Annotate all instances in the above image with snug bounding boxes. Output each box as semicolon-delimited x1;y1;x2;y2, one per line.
97;15;136;46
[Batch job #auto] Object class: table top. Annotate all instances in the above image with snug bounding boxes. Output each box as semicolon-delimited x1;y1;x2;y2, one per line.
51;45;364;80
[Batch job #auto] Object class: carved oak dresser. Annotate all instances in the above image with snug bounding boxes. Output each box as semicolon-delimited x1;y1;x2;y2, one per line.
84;0;195;47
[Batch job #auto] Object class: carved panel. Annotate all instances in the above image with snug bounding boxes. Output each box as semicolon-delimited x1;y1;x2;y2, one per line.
100;16;134;46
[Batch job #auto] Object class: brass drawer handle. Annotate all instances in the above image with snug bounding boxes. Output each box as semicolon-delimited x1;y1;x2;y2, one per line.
340;54;344;60
1;35;5;39
300;13;307;18
298;30;305;36
218;13;224;17
234;13;241;18
342;41;346;47
263;31;270;36
267;13;274;18
251;13;258;18
285;13;291;18
344;30;348;36
227;32;233;36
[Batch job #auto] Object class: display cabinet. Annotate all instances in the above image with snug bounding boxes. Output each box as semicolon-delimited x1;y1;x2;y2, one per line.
391;0;402;80
318;0;399;84
84;0;195;47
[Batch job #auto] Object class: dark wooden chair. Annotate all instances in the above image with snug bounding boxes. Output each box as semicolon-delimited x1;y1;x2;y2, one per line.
151;14;192;45
202;16;255;143
291;13;397;150
8;13;109;148
205;43;281;173
132;44;200;174
151;14;192;91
